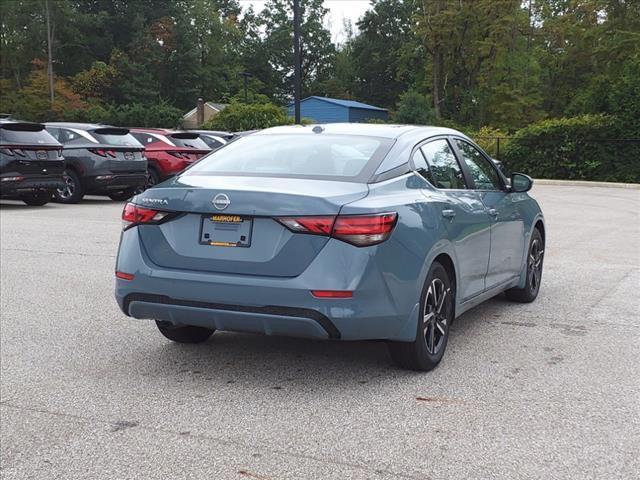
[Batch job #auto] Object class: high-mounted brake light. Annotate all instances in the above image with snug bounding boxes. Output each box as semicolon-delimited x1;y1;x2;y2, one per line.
122;202;171;230
276;212;397;247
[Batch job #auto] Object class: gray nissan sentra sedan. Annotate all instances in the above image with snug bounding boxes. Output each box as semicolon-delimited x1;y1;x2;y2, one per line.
115;124;545;371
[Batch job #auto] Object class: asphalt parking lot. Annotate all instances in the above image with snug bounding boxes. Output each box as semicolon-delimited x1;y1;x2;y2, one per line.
1;184;639;480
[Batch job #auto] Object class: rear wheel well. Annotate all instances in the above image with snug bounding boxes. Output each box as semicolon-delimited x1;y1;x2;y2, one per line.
433;253;456;312
64;163;82;176
147;163;162;179
534;220;545;245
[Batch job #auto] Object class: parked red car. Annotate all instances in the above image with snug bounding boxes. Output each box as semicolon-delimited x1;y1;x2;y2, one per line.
129;128;211;186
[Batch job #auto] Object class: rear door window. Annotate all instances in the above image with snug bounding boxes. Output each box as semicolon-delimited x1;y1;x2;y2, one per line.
420;139;467;189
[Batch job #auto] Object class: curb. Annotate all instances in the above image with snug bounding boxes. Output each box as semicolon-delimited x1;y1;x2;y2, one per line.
534;179;640;190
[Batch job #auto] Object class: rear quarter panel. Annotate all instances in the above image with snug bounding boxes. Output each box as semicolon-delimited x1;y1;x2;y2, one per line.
339;174;457;339
515;192;545;287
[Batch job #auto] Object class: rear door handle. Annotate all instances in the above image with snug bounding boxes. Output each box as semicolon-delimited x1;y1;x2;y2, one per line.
488;208;498;218
442;209;456;219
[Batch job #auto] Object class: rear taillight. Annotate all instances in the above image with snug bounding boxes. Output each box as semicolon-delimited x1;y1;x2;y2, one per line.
333;213;398;246
277;216;334;235
276;212;397;247
89;148;116;158
122;202;172;230
0;148;26;157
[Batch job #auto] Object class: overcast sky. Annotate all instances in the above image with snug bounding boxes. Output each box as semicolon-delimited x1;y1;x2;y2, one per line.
237;0;372;43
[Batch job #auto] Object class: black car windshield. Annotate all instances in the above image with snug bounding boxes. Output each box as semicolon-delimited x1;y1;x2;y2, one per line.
184;134;393;181
0;123;60;146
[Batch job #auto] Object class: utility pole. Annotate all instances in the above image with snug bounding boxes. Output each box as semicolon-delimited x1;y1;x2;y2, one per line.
293;0;302;124
44;0;54;106
524;0;534;90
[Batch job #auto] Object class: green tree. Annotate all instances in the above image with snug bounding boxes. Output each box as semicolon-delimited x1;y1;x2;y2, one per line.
394;90;435;125
259;0;335;101
203;102;292;131
350;0;421;109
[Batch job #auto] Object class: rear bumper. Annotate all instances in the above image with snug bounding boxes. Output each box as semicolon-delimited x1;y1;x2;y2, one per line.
124;293;339;339
0;174;65;196
85;173;148;192
115;228;422;342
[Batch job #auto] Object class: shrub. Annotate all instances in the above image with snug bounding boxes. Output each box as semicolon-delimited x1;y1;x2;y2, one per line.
58;101;183;127
203;103;291;131
467;126;510;159
102;102;183;127
394;90;435;125
501;114;639;183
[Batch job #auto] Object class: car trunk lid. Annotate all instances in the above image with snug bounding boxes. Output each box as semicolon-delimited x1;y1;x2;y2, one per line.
135;176;369;277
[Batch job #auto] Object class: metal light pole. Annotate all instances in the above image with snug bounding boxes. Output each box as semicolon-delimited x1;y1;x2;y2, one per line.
293;0;302;124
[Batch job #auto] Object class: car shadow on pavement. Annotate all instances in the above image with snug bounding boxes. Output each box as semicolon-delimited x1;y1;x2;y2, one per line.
124;301;503;390
0;200;58;209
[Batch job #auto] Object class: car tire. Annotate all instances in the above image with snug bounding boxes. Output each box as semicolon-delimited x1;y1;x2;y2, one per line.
155;320;215;344
21;191;51;206
108;189;136;201
54;169;84;204
147;168;160;188
388;261;453;371
505;228;544;303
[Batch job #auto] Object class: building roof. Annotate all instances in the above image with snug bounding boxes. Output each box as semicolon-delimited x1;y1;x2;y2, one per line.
183;102;228;119
289;96;388;112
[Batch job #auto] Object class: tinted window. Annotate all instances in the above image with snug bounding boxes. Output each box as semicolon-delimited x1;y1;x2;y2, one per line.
186;134;390;180
200;136;224;149
48;128;94;145
91;131;141;147
170;135;210;150
1;124;59;146
455;140;501;190
131;132;157;145
420;139;466;189
411;149;435;183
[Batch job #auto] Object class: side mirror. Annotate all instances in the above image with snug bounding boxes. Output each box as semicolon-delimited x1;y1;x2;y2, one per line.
510;173;533;193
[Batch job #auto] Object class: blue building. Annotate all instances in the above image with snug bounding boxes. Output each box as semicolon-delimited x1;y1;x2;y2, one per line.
287;96;388;123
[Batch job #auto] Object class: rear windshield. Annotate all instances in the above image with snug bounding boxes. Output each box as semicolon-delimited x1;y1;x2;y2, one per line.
184;134;392;181
91;131;141;147
0;124;60;146
170;135;210;150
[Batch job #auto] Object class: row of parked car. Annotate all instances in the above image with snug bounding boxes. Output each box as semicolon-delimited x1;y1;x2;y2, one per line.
0;117;235;206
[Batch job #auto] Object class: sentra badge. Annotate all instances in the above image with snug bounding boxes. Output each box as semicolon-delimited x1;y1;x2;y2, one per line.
140;198;169;206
